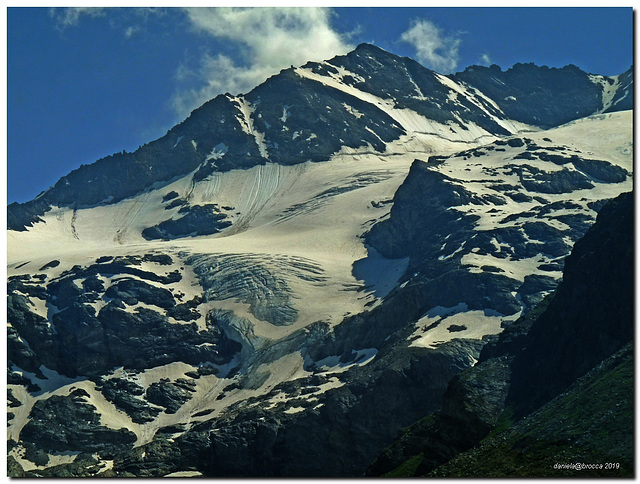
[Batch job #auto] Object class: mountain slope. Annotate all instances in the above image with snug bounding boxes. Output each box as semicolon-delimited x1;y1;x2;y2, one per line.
430;342;633;477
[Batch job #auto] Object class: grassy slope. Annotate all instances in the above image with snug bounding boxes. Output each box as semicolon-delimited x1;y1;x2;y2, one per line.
428;342;633;477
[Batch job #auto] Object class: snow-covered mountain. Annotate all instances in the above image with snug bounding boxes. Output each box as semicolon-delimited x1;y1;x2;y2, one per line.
7;44;633;477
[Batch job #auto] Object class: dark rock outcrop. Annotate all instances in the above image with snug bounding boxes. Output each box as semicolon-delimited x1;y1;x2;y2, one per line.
507;190;634;417
20;389;137;457
109;339;482;477
430;343;633;477
96;377;162;423
455;63;606;128
7;255;241;378
142;204;232;240
146;378;195;414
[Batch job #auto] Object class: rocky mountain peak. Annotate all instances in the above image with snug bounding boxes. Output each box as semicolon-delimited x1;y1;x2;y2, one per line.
8;44;632;232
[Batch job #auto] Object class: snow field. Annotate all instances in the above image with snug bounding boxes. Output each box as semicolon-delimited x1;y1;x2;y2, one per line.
7;102;632;465
409;304;519;349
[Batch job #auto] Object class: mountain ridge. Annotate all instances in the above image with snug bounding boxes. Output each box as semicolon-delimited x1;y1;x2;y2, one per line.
8;43;631;232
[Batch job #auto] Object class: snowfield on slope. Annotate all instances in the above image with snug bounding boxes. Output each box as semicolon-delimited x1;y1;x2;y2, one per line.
7;110;632;473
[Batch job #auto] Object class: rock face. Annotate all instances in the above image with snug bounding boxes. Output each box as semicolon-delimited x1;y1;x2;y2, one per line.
7;254;241;378
145;378;196;414
507;191;634;417
108;339;483;477
96;377;162;424
455;63;606;127
20;389;137;457
366;192;634;477
365;134;631;322
430;342;633;477
142;204;232;240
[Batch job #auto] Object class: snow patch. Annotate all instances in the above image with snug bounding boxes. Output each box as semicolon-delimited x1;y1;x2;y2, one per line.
590;74;619;113
342;102;364;119
231;96;269;159
206;143;228;161
410;304;512;349
280;105;291;123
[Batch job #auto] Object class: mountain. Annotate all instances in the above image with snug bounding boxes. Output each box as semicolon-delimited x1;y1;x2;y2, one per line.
8;44;631;232
6;44;633;477
367;191;633;477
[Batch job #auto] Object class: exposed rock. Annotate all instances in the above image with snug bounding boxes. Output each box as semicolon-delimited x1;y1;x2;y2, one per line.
111;339;482;477
20;389;137;456
146;379;194;414
142;204;232;240
366;192;634;477
104;278;176;309
516;274;558;310
430;343;633;477
455;63;607;128
97;377;162;423
367;356;512;476
504;163;594;194
508;191;634;417
38;260;60;271
162;191;179;202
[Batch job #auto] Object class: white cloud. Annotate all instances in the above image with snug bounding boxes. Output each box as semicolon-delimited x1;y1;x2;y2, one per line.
400;18;461;73
172;7;352;119
480;53;492;66
50;7;105;30
171;53;272;119
124;25;139;38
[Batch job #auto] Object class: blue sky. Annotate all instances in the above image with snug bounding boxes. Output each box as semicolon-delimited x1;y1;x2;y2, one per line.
7;7;633;204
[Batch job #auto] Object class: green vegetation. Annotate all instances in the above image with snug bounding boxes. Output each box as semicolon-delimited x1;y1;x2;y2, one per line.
383;453;425;477
429;344;633;477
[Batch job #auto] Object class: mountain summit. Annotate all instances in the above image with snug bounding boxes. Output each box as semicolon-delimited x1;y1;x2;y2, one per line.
7;43;633;477
8;44;630;232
